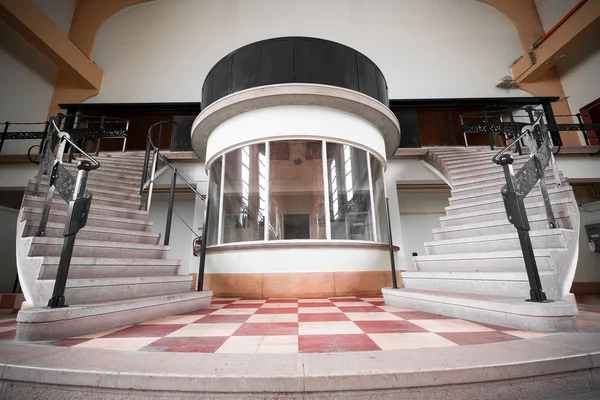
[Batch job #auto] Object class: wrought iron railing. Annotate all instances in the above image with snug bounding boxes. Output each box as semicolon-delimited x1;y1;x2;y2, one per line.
140;121;210;291
35;116;101;308
492;108;561;302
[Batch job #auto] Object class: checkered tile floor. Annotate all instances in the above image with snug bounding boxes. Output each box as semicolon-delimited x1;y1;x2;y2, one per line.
0;296;557;353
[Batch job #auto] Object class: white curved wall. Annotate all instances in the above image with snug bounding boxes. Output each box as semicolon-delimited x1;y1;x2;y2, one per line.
88;0;530;104
204;105;387;169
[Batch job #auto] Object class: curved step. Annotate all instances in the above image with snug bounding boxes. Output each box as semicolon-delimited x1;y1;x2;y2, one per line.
28;181;142;203
28;236;168;259
40;257;180;279
22;195;148;221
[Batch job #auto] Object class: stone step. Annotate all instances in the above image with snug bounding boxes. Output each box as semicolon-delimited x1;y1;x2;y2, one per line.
445;186;573;216
39;257;180;279
424;228;569;255
16;290;212;341
382;287;577;332
432;213;572;241
439;197;574;227
61;162;143;183
449;173;565;196
23;220;161;245
22;195;148;221
401;270;560;299
441;152;524;166
413;248;562;272
36;174;139;194
451;167;557;187
25;186;141;209
448;181;570;206
28;181;142;203
449;160;529;181
55;275;193;304
431;151;499;163
446;156;530;174
22;206;152;232
29;236;169;259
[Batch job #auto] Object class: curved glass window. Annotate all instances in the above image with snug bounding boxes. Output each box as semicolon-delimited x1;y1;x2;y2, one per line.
207;140;388;245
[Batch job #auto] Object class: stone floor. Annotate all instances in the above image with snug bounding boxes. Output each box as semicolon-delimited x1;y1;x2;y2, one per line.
3;294;585;353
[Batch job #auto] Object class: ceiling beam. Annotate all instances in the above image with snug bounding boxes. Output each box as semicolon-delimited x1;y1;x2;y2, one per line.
512;0;600;84
0;0;103;91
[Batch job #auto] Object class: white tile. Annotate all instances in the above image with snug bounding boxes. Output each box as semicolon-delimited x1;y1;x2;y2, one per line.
232;300;266;304
166;324;214;337
326;321;362;334
332;302;370;307
222;336;264;346
328;296;357;300
273;314;298;322
298;299;331;303
298;322;331;335
213;298;241;301
71;326;132;339
378;305;414;312
140;315;202;325
246;314;275;323
201;323;243;336
298;307;341;314
211;308;258;315
74;337;160;351
215;344;258;353
260;303;299;308
409;319;493;333
345;312;402;321
256;344;298;353
261;335;298;345
501;331;554;339
402;332;455;344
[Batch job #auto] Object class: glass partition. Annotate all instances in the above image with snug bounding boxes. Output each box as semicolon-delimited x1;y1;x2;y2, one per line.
206;140;387;245
269;140;326;240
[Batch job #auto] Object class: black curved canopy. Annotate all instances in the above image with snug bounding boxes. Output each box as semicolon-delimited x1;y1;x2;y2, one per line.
201;37;389;109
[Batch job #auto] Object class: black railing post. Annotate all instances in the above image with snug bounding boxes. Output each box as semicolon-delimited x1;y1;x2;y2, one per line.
508;111;523;156
141;139;151;195
484;111;494;150
541;100;562;146
67;112;81;163
497;154;547;302
385;197;398;289
164;168;177;246
0;121;10;154
95;116;105;155
198;198;210;291
157;123;163;150
576;113;590;146
47;160;93;308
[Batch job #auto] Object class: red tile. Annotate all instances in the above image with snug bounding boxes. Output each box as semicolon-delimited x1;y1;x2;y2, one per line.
265;299;298;303
102;324;186;338
0;295;15;309
141;337;228;353
54;338;90;347
328;298;360;302
299;334;380;353
338;306;385;313
233;322;298;336
211;300;235;305
224;304;261;309
437;332;521;346
180;308;214;316
299;313;350;322
0;320;17;327
298;303;333;307
353;320;427;333
393;311;453;320
465;321;512;331
0;329;15;340
367;301;385;306
255;308;299;314
195;314;251;323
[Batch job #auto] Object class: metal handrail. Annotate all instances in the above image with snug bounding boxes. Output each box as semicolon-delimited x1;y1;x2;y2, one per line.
51;120;101;170
492;112;544;164
53;113;130;122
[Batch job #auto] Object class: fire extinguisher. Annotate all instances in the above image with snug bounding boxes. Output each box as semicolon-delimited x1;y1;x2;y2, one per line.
193;236;202;257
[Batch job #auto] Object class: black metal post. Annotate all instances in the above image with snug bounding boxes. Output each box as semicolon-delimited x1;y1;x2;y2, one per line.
385;197;398;289
484;111;494;150
497;154;547;302
508;111;522;156
39;121;50;155
198;198;210;291
12;274;20;293
157;123;163;150
541;100;562;146
95;116;105;155
0;122;9;154
47;161;93;308
140;140;151;195
576;113;590;146
164;168;177;246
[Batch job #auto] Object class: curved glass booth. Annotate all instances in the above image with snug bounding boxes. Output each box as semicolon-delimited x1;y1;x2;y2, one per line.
192;37;401;298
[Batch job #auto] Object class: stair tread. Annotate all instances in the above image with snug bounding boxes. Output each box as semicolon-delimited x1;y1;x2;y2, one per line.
22;206;152;226
445;186;572;210
38;275;192;286
414;248;565;261
440;197;573;221
424;228;571;247
433;213;564;233
26;221;159;238
402;270;555;278
31;236;168;250
40;257;180;265
23;195;147;215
